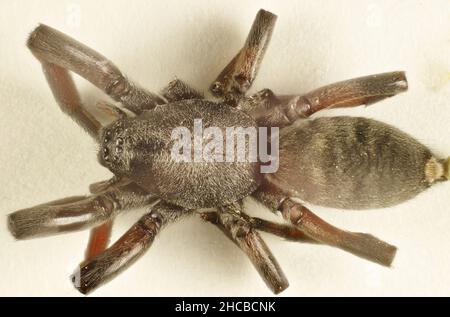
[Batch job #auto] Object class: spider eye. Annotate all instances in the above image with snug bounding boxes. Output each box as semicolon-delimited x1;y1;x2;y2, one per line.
211;82;223;95
103;147;110;161
104;130;112;142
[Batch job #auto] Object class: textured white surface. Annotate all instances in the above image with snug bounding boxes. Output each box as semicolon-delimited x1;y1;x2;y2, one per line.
0;0;450;296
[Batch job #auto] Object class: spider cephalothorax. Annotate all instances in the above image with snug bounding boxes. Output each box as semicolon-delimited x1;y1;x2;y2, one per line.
99;100;261;208
8;9;449;294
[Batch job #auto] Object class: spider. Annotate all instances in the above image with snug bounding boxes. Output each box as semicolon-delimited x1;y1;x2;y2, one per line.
7;9;450;295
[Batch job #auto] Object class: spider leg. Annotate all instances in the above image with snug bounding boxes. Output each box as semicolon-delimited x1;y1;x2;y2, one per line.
28;25;164;124
86;177;141;259
43;65;130;136
202;211;316;243
253;186;397;267
200;202;289;294
209;9;277;99
89;176;133;195
7;183;156;239
160;78;204;102
94;100;131;123
85;220;113;260
72;201;187;294
250;217;318;244
35;196;87;206
240;72;408;127
40;62;102;137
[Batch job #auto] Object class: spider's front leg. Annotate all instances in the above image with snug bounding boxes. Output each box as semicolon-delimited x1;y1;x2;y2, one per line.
240;71;408;127
72;201;187;294
209;9;277;100
7;183;156;239
253;186;397;267
200;202;289;294
28;24;164;134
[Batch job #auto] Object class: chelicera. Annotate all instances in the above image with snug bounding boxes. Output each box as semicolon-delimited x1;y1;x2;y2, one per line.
8;9;450;294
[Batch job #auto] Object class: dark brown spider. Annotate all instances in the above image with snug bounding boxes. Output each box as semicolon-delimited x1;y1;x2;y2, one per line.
7;9;450;295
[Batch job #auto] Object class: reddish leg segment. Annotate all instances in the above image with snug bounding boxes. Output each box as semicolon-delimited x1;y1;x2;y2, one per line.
85;220;113;260
42;62;102;137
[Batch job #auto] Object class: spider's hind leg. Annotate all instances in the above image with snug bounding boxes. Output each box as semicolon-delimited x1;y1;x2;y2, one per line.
249;216;318;243
253;185;397;267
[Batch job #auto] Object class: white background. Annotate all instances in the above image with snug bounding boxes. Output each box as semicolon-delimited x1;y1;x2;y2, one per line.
1;0;450;296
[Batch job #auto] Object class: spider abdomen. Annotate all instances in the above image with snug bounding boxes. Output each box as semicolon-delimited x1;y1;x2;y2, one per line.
270;116;434;209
